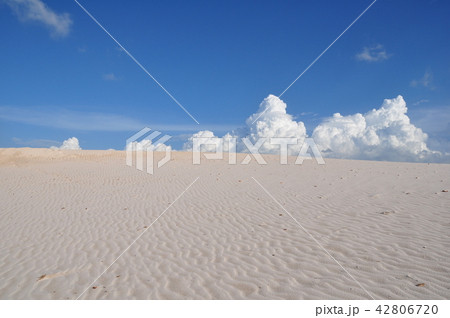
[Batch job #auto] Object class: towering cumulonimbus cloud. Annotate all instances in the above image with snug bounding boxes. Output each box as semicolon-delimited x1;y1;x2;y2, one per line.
185;94;444;162
183;95;307;154
242;94;307;154
312;95;439;161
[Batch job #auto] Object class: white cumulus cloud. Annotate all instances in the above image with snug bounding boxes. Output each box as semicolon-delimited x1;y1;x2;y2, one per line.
103;73;118;81
184;94;446;162
242;94;307;154
183;130;236;152
410;70;435;90
184;95;306;155
183;130;218;152
312;95;441;162
51;137;81;150
356;44;390;62
5;0;72;37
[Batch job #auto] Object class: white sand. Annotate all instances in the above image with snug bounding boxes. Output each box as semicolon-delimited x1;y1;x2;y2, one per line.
0;148;449;299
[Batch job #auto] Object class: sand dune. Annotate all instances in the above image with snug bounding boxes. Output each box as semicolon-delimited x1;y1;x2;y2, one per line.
0;148;449;299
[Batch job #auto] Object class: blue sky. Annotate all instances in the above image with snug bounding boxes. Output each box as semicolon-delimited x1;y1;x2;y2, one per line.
1;0;449;154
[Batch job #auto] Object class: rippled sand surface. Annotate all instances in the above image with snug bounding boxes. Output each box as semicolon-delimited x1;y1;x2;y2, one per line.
0;148;449;299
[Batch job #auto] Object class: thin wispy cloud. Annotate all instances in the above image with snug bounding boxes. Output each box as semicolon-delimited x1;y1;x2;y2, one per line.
411;70;435;89
4;0;72;37
356;44;390;62
13;136;86;151
299;111;318;117
12;137;60;148
0;106;235;132
412;99;430;106
0;106;143;131
103;73;118;81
